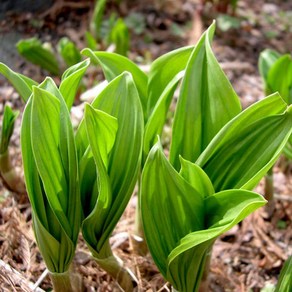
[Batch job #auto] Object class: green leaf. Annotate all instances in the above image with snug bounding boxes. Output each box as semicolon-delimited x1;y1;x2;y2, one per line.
90;0;107;40
147;46;194;118
82;104;117;253
57;37;82;67
167;189;266;292
21;78;80;273
0;105;19;154
0;62;37;102
141;142;204;276
79;72;144;255
59;59;90;110
197;95;292;191
143;71;183;158
179;157;214;198
85;31;98;50
81;48;148;119
142;141;266;291
109;18;129;56
275;256;292;292
258;49;281;84
267;54;292;104
17;38;60;76
283;135;292;160
169;22;241;170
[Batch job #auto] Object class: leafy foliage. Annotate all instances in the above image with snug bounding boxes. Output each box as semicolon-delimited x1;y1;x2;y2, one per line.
141;23;292;291
17;38;60;76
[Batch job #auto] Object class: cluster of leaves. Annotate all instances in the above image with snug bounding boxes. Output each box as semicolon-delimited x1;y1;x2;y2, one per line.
1;21;292;292
17;0;133;76
258;48;292;202
17;37;82;76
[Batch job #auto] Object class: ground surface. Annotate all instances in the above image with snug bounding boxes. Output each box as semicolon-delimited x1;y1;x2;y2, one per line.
0;0;291;291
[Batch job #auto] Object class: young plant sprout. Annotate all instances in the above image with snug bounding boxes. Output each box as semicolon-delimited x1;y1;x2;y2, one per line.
0;19;291;292
21;78;81;292
76;72;143;291
0;105;26;195
141;23;292;291
258;49;292;204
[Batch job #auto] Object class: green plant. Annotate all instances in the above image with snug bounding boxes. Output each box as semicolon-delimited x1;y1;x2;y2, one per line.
90;0;107;41
258;49;292;203
2;19;292;292
15;69;142;291
17;38;60;76
0;60;89;290
16;37;82;77
76;72;143;291
21;77;81;292
109;18;130;56
88;0;130;56
57;37;82;67
81;45;194;252
140;24;292;291
275;256;292;292
0;105;26;195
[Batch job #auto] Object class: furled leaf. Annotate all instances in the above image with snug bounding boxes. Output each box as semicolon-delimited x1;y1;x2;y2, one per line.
147;46;194;118
79;72;143;255
197;94;292;191
0;105;19;154
57;37;82;67
59;59;90;109
267;54;292;104
275;256;292;292
81;48;148;118
82;104;118;253
141;141;266;291
169;22;241;170
141;142;204;276
17;38;60;76
109;18;129;56
258;49;281;85
85;31;98;50
90;0;107;40
143;71;183;159
0;62;37;102
179;157;214;198
21;78;80;272
167;189;266;292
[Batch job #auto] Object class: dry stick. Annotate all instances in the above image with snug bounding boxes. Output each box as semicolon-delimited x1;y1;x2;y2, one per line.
32;269;49;291
0;259;45;292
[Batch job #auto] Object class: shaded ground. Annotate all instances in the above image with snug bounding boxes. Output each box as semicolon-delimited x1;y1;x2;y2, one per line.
0;0;291;291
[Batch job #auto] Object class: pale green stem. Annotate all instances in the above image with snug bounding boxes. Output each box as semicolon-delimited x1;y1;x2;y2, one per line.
93;241;135;291
199;247;212;292
0;150;26;194
49;271;74;292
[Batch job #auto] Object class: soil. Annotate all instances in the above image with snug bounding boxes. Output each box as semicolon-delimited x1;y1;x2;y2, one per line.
0;0;291;291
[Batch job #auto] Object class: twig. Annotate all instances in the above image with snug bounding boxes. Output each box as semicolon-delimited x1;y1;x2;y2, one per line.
31;269;49;291
0;259;45;292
